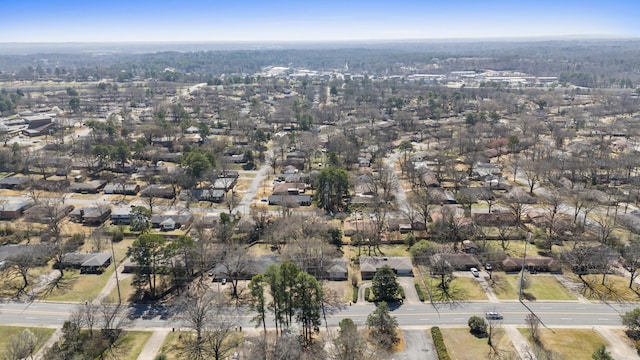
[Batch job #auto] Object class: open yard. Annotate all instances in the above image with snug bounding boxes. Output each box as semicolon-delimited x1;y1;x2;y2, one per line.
40;266;114;302
569;274;640;302
441;327;516;360
110;331;153;360
518;328;606;359
490;274;576;301
0;326;55;355
159;330;243;360
423;273;488;301
40;238;132;302
105;274;136;304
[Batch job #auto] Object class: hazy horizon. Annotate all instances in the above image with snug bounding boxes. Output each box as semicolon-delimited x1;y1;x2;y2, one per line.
2;0;638;43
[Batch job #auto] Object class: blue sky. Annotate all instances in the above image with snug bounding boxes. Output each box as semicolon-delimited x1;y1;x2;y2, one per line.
1;0;638;42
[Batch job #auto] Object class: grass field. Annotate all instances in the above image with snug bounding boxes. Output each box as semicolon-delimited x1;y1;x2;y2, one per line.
41;239;132;302
159;331;243;359
0;326;55;355
441;327;516;360
423;274;488;301
110;331;153;360
519;328;606;359
569;274;640;301
105;274;136;304
40;266;114;302
490;274;576;301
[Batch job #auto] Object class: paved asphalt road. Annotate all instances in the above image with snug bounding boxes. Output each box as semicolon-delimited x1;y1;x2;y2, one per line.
1;300;636;330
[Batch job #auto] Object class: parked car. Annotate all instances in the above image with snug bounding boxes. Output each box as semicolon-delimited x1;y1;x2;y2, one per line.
221;278;227;285
470;267;480;277
484;263;493;271
486;312;503;320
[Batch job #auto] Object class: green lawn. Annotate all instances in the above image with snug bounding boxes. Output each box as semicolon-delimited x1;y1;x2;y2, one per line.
109;331;153;360
519;328;606;359
490;274;576;301
569;274;640;302
159;331;243;360
0;326;55;354
105;275;136;304
423;274;488;301
377;244;411;257
441;327;516;360
40;266;114;302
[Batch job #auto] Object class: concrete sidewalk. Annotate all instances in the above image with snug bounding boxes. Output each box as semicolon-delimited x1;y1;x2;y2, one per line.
503;325;536;360
137;329;170;360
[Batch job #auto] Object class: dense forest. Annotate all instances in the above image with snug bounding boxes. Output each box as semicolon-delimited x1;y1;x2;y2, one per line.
1;40;640;87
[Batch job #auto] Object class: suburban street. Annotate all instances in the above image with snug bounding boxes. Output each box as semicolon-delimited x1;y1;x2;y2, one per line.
1;300;635;330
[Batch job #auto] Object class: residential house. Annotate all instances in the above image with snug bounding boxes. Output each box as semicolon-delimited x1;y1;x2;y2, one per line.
23;204;74;223
272;183;306;195
0;200;32;220
458;187;495;203
472;212;518;227
104;183;141;195
207;254;280;281
56;252;112;274
420;171;440;187
327;259;348;281
342;217;379;237
140;185;175;199
0;176;30;189
360;256;413;280
429;253;480;271
69;206;112;225
268;194;312;206
0;244;50;269
460;240;479;254
471;162;502;180
68;180;107;194
211;177;237;192
151;213;193;230
180;189;225;203
111;207;132;225
502;256;561;273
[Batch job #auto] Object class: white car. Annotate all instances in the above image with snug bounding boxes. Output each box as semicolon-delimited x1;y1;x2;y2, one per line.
470;268;480;277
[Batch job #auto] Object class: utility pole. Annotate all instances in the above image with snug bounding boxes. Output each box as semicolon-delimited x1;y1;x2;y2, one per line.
518;233;530;302
111;238;121;304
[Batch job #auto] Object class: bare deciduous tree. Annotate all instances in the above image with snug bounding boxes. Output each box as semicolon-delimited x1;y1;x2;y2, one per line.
176;289;241;360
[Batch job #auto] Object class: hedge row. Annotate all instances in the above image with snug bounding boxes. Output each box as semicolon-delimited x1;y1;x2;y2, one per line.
352;285;359;303
431;327;451;360
398;286;406;300
364;287;372;302
414;282;426;302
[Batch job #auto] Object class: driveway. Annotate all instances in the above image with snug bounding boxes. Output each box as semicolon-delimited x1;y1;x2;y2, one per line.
396;329;437;360
398;277;421;304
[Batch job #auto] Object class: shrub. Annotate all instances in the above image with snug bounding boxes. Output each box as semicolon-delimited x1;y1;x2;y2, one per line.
414;282;425;302
468;316;487;336
365;287;372;302
431;327;451;360
111;228;124;243
398;286;406;300
69;233;86;249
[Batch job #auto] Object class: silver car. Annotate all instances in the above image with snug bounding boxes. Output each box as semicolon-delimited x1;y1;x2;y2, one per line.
485;312;503;320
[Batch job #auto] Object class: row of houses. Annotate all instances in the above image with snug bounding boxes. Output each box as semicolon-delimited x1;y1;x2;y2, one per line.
0;175;237;200
120;255;415;282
